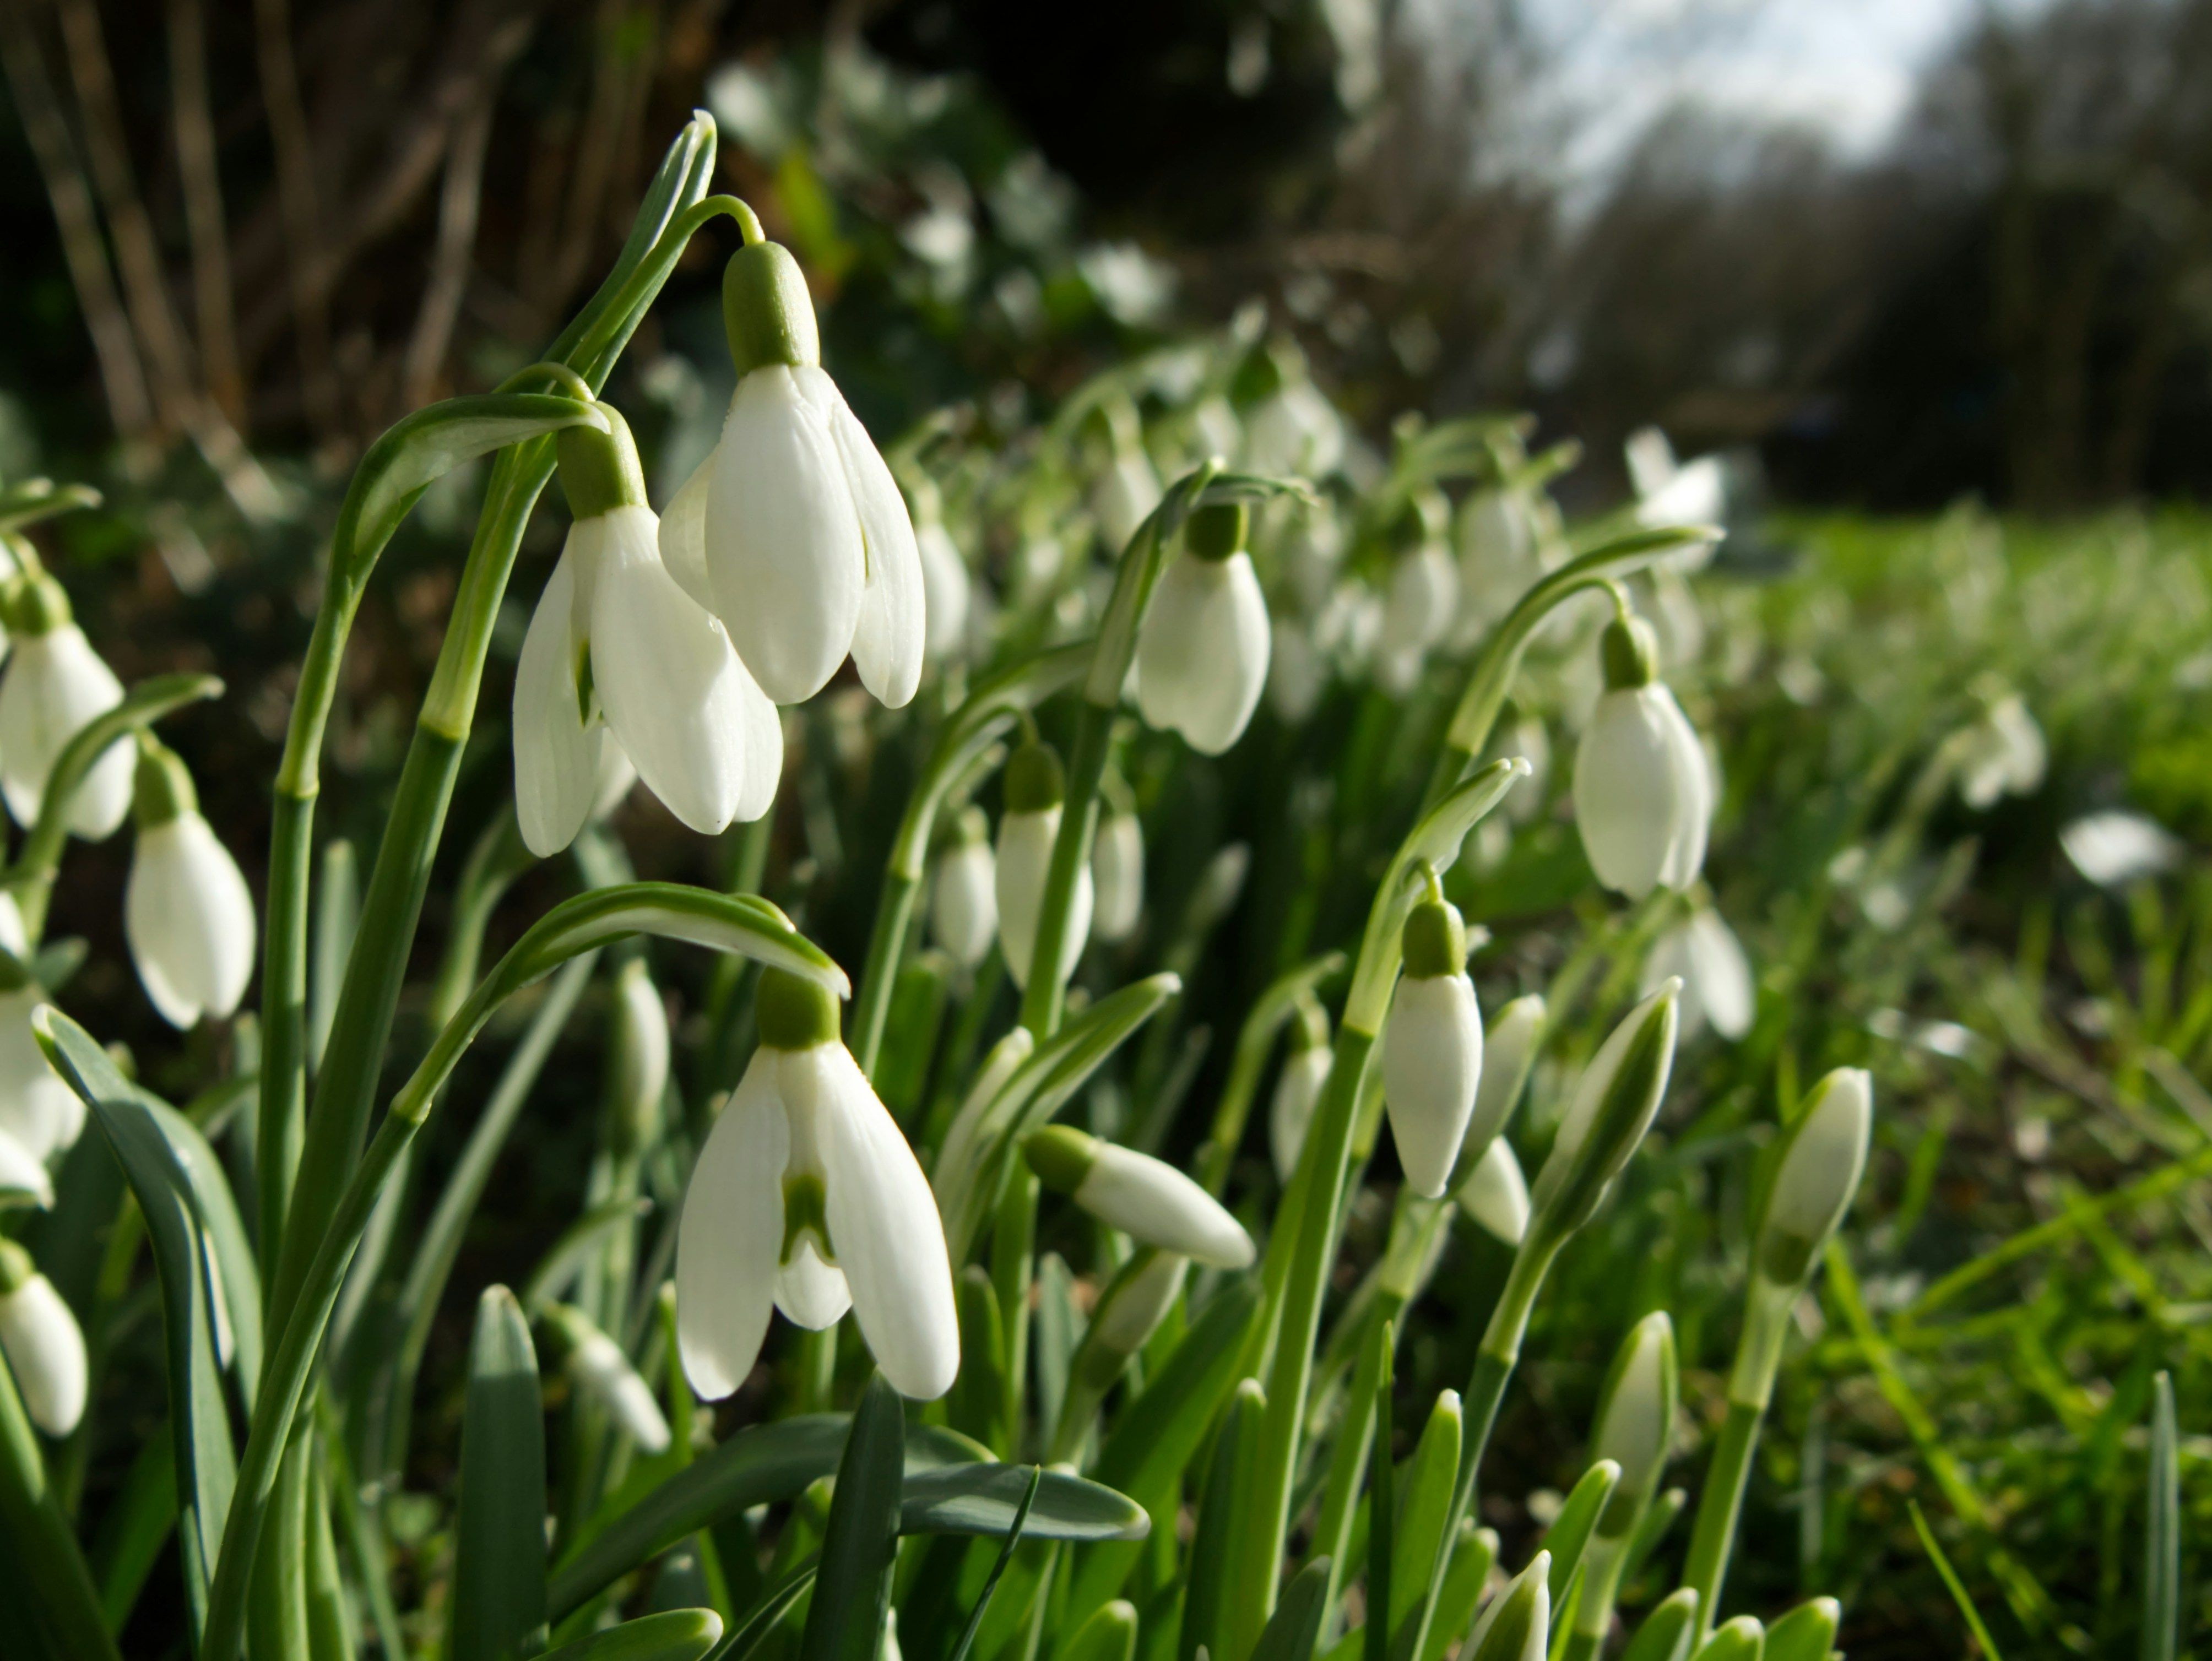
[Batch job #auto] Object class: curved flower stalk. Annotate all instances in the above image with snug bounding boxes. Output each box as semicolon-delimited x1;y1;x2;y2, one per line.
997;739;1093;991
1090;802;1145;944
1573;610;1711;899
1644;904;1753;1041
0;572;132;839
515;405;780;856
1381;888;1484;1198
660;238;926;708
1023;1125;1254;1268
0;1239;85;1436
677;967;957;1402
1682;1067;1871;1639
1135;501;1271;754
123;736;256;1029
930;806;999;968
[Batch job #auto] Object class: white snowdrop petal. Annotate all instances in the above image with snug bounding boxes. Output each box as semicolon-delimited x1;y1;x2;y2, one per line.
513;549;607;858
916;522;972;660
658;453;718;612
1382;974;1484;1197
1653;690;1712;889
0;627;129;838
0;989;81;1160
803;1044;959;1399
1467;994;1544;1153
1455;1139;1528;1245
1135;554;1271;755
707;368;868;704
573;1329;672;1455
1379;544;1459;660
774;1235;854;1331
1094;454;1161;552
0;1273;86;1436
675;1054;789;1401
931;841;998;968
1270;1045;1332;1182
1573;687;1703;899
995;808;1091;991
806;368;925;709
0;1125;53;1208
1686;909;1753;1041
1091;812;1144;944
126;814;257;1029
0;893;28;962
590;506;767;835
1074;1143;1255;1269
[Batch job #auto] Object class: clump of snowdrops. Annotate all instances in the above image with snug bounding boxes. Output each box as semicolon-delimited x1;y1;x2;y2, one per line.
0;113;2183;1661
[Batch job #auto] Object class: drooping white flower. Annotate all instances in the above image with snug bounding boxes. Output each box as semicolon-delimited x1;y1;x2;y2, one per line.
1382;894;1484;1198
516;410;782;857
0;1123;52;1209
1268;617;1327;724
1091;806;1145;944
1270;1002;1333;1181
1024;1126;1254;1268
0;1241;85;1435
1643;905;1753;1042
1455;1139;1528;1245
2061;810;2184;887
1094;447;1163;553
665;241;925;708
994;741;1092;992
0;573;131;839
1246;380;1343;478
930;807;999;969
552;1304;670;1454
1572;615;1711;899
1135;503;1271;755
1955;693;2046;810
677;968;957;1401
909;480;973;662
1756;1067;1873;1283
1626;425;1726;566
122;739;256;1029
0;987;80;1161
1454;488;1543;640
1377;498;1460;695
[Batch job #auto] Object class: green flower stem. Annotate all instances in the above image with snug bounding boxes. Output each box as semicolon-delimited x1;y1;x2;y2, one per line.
0;1342;119;1661
1420;526;1709;815
850;644;1091;1074
1681;1272;1796;1640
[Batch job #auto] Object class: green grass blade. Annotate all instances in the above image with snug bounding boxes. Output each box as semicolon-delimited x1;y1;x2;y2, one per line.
1367;1339;1395;1661
1907;1500;2005;1660
1254;1559;1334;1661
91;1430;175;1632
708;1559;818;1661
448;1286;547;1661
1537;1460;1621;1603
1185;1378;1266;1661
2143;1371;2177;1661
1390;1382;1462;1652
1417;1527;1496;1661
801;1376;906;1661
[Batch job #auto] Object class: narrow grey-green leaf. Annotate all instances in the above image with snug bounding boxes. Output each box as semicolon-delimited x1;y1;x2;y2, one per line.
801;1376;906;1661
448;1286;547;1661
2144;1370;2178;1661
901;1463;1148;1541
1537;1459;1620;1601
1253;1559;1333;1661
1184;1379;1265;1661
308;838;359;1074
541;1608;729;1661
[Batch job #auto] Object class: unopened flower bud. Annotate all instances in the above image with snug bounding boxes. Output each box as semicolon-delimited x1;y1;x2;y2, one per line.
1463;993;1546;1171
1573;617;1711;899
1755;1067;1872;1284
607;958;670;1157
0;1239;84;1435
1618;1589;1700;1661
1383;895;1483;1198
1091;807;1145;943
1135;503;1270;755
1455;1138;1528;1245
931;807;998;968
1085;1248;1188;1363
1531;983;1680;1238
1024;1126;1253;1269
1762;1598;1839;1661
995;740;1091;991
1465;1551;1550;1661
1590;1312;1677;1537
551;1304;670;1454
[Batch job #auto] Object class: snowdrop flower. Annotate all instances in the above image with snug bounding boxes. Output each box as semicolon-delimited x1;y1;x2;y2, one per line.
994;740;1092;991
1270;999;1333;1181
0;992;79;1162
1454;487;1543;639
0;1123;52;1209
123;739;256;1029
1382;891;1484;1198
0;1240;84;1436
1268;616;1327;723
606;957;670;1155
1091;805;1145;944
516;406;781;856
1643;905;1753;1042
930;807;998;968
1465;992;1546;1164
1755;1067;1873;1284
1024;1125;1254;1268
550;1304;669;1455
1455;1138;1528;1245
2062;810;2184;887
1135;503;1271;755
1376;495;1459;696
0;572;131;839
1625;425;1726;566
658;240;925;708
908;479;973;662
1572;614;1711;899
1236;341;1343;478
1955;693;2046;809
677;967;958;1401
1091;403;1162;553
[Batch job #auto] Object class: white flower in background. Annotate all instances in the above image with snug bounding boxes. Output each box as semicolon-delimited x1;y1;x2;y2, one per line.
1077;242;1175;327
677;967;957;1401
1376;496;1460;696
1247;381;1344;479
517;408;781;857
0;1240;84;1436
1756;1067;1873;1283
1093;425;1164;554
994;740;1092;991
930;806;998;968
658;240;925;709
2062;810;2184;887
0;1123;52;1209
1625;425;1726;566
1284;509;1345;610
551;1304;670;1454
1455;1138;1528;1245
1466;992;1546;1160
1955;693;2046;810
1024;1126;1254;1268
0;572;131;839
907;479;973;662
1270;1001;1333;1181
1644;905;1753;1042
1382;893;1484;1198
1573;614;1711;899
1091;806;1145;944
1454;487;1544;640
1268;617;1326;723
123;739;256;1029
1190;397;1243;469
0;900;75;1161
607;957;670;1154
1136;503;1271;754
1496;709;1550;824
